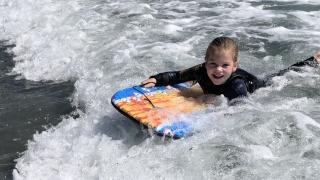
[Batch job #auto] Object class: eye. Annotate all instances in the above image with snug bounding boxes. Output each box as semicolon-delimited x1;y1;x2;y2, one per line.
222;64;230;68
210;63;218;68
208;63;218;68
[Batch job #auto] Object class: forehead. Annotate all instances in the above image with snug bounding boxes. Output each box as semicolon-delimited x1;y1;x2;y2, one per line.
206;50;234;62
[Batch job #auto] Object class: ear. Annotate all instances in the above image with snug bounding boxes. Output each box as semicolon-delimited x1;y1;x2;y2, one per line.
314;51;320;63
232;61;238;72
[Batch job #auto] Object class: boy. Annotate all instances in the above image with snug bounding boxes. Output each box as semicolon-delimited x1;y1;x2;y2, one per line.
142;37;320;102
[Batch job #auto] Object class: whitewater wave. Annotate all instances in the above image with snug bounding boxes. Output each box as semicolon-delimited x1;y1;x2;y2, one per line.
1;0;320;179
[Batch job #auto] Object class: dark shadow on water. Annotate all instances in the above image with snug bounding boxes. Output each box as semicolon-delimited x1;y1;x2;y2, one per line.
95;112;150;147
0;42;75;179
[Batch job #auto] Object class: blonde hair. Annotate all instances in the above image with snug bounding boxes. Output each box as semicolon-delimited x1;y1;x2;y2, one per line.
205;37;239;62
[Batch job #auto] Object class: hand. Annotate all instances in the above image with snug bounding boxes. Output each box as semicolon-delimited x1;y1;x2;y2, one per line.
141;78;157;87
314;51;320;63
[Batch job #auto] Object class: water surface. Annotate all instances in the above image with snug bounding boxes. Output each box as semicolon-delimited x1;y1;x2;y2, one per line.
0;0;320;179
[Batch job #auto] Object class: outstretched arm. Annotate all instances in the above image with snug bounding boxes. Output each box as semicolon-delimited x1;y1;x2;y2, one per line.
262;51;320;85
289;50;320;67
141;64;203;87
140;71;181;87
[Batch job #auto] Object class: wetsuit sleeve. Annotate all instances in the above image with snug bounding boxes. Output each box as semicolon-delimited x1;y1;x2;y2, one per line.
225;78;249;105
270;56;317;77
263;56;318;84
290;56;318;67
150;64;203;86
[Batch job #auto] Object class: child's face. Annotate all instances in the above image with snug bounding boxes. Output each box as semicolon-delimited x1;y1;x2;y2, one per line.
205;51;238;85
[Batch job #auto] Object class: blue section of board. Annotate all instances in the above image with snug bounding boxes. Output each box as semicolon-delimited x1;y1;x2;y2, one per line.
155;121;192;138
112;83;190;101
112;86;167;100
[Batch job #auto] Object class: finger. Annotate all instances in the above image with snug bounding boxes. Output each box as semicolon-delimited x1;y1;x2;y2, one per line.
141;78;156;85
142;82;155;88
141;80;151;85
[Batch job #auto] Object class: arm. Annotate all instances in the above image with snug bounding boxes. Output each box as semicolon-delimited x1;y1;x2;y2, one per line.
287;51;320;69
266;52;320;80
282;51;320;68
141;64;203;87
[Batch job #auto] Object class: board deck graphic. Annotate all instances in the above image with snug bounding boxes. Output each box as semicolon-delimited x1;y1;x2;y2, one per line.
111;83;206;138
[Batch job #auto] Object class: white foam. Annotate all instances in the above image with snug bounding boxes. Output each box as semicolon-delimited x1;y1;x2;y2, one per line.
291;111;320;137
248;145;275;159
163;24;183;35
1;0;320;179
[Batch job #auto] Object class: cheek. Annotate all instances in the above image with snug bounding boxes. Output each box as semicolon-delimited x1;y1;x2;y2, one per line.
206;67;214;75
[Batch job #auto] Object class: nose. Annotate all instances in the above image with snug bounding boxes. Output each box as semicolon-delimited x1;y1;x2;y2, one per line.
216;66;223;71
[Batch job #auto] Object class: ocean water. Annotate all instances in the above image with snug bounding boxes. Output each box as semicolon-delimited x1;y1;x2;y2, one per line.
0;42;75;179
0;0;320;179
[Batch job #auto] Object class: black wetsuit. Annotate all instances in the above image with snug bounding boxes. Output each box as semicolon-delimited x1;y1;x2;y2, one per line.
150;56;317;101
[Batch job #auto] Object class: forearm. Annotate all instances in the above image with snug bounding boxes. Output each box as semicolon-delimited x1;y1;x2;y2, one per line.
150;71;182;86
267;56;318;79
290;56;318;68
150;64;203;86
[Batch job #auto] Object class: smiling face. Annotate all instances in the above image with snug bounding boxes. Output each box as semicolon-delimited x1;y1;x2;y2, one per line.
205;50;238;85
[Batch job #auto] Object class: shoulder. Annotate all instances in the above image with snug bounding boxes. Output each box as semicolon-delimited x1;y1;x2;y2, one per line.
231;68;256;79
230;68;262;93
230;78;247;90
223;77;248;100
230;77;248;95
229;68;258;86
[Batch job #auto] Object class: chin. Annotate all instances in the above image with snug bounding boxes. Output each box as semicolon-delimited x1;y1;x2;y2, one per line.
210;78;226;85
213;82;224;85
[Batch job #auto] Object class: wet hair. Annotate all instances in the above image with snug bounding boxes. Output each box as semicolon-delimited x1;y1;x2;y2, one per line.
205;37;239;62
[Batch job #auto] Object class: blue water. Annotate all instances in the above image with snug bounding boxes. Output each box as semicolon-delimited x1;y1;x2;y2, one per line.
0;0;320;179
0;42;75;179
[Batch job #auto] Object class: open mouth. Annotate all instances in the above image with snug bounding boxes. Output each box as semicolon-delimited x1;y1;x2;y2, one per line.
212;74;224;79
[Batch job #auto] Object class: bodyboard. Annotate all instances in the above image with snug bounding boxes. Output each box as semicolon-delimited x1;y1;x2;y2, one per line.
111;83;207;138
